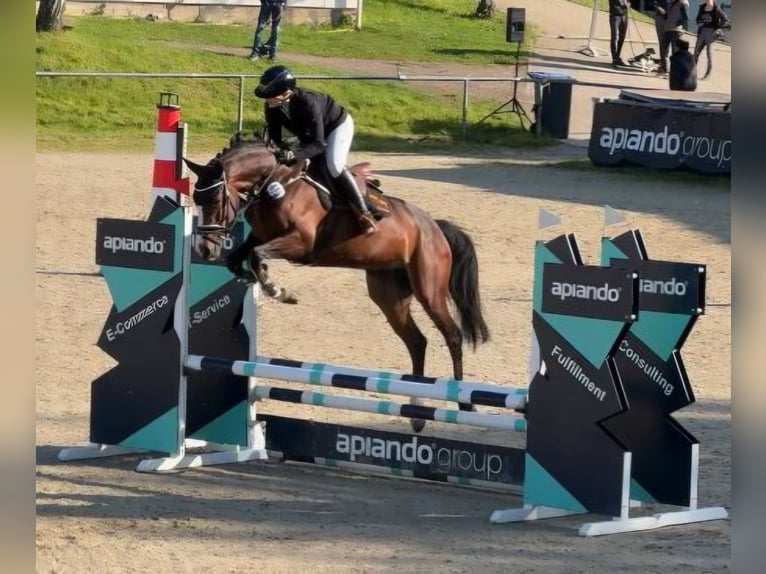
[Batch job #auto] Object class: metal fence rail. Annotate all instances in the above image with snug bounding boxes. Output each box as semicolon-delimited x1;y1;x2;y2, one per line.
36;71;659;137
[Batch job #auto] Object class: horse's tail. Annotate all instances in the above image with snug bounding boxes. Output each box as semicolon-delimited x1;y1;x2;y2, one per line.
436;219;490;349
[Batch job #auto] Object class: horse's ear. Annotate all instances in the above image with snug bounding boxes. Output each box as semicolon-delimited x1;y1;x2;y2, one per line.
183;158;207;177
209;158;224;177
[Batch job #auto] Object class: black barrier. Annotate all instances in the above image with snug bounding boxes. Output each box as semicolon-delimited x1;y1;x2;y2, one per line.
588;100;731;175
262;414;527;490
601;230;705;508
89;198;252;454
523;233;638;518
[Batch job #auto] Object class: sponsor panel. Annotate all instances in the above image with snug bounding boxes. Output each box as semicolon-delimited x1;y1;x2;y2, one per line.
610;259;705;315
262;415;525;487
542;263;638;321
589;100;731;174
96;218;175;271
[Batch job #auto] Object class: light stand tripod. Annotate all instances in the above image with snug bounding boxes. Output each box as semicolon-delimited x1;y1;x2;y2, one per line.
477;41;533;130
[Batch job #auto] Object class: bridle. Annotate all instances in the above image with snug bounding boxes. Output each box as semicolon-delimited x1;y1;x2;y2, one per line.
193;156;281;244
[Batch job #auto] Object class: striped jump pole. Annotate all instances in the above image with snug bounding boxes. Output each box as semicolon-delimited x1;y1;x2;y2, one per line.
250;356;525;399
253;386;527;432
185;355;528;410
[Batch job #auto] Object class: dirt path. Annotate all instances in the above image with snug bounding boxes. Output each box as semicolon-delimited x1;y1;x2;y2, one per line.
277;0;732;140
36;150;730;573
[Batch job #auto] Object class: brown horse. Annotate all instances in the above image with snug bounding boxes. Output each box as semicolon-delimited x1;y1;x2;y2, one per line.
184;137;490;432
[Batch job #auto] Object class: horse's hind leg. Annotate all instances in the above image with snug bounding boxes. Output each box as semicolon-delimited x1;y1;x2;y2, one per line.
365;269;429;433
406;256;475;413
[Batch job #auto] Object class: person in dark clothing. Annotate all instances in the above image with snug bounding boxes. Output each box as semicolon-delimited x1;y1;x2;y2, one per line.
249;0;286;61
651;0;669;72
608;0;630;67
660;0;689;74
694;0;729;80
254;65;378;234
669;38;697;91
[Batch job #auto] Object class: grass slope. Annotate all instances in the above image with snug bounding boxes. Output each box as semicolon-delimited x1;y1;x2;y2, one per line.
37;0;548;152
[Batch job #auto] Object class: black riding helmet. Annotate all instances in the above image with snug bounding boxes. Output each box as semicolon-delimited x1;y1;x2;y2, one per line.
254;65;297;99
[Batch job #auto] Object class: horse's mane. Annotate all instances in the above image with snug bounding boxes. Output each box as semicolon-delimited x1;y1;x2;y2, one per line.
215;132;270;161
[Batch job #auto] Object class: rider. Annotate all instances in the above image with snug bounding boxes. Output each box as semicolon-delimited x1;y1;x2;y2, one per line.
253;65;378;234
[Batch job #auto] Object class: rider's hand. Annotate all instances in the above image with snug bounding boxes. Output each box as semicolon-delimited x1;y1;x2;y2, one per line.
276;149;297;165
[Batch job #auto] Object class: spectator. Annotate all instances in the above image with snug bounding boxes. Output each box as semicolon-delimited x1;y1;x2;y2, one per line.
651;0;669;73
608;0;630;67
249;0;286;61
669;38;697;91
660;0;689;74
694;0;729;80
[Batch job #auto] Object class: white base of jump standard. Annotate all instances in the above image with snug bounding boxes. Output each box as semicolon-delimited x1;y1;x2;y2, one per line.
490;504;729;537
578;506;730;537
58;424;269;473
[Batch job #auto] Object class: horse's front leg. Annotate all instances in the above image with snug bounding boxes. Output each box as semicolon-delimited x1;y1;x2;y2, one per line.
223;234;296;303
248;251;298;305
242;230;311;304
225;232;260;281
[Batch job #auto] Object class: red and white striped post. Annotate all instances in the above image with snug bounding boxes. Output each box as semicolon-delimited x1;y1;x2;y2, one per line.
151;93;190;206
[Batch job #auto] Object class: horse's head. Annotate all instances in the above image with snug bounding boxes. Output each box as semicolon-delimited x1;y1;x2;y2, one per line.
185;141;279;261
184;157;241;261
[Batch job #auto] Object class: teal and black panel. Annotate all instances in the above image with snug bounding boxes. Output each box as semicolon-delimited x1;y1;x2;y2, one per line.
90;197;185;454
91;275;182;453
186;218;250;446
601;229;704;507
524;233;637;517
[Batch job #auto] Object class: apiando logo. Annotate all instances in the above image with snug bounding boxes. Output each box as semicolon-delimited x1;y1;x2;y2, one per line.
221;235;235;251
640;277;687;297
600;125;681;156
335;433;504;480
542;263;637;321
599;125;731;169
96;218;175;271
103;235;167;255
551;281;621;302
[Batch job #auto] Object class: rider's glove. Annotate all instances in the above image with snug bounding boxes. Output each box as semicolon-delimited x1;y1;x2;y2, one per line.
276;148;297;165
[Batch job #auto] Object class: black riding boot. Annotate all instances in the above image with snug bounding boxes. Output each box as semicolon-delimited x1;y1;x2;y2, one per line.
336;169;378;234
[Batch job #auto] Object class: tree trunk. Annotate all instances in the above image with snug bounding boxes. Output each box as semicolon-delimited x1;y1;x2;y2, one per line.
36;0;66;32
475;0;495;19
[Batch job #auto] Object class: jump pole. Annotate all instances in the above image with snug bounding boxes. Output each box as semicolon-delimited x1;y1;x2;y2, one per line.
185;356;529;410
251;386;527;431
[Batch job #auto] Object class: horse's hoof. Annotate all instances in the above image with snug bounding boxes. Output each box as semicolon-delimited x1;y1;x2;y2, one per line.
410;418;426;433
282;293;299;305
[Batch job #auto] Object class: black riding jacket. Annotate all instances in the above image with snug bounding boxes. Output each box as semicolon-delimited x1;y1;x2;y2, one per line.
264;87;348;161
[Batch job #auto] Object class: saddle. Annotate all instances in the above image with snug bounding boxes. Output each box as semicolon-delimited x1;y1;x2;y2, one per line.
292;160;391;218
